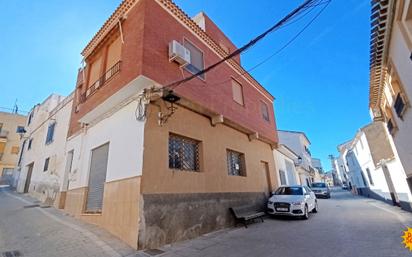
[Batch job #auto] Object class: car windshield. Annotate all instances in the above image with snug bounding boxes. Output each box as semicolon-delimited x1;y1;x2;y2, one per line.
274;186;303;195
312;183;326;188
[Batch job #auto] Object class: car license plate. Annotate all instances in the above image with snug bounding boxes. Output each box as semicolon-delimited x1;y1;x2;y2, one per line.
276;208;288;211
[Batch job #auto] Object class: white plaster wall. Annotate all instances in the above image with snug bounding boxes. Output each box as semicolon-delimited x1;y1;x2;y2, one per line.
66;100;145;190
273;149;299;186
387;10;412;176
353;133;390;197
386;159;412;202
278;132;312;171
17;95;72;203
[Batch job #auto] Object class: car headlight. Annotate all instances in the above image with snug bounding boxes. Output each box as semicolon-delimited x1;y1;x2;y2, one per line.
268;201;274;205
291;201;304;205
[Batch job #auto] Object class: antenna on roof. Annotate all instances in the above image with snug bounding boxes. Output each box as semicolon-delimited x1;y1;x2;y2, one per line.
12;99;18;114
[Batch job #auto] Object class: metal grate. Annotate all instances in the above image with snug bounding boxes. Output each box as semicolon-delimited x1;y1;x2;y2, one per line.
2;250;22;257
168;134;199;171
227;150;246;176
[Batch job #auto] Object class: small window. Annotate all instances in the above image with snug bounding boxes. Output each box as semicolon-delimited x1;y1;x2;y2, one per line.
232;79;244;105
43;157;50;171
227;149;246;176
385;105;397;135
261;101;270;122
183;40;205;79
11;146;19;155
366;168;374;186
28;138;33;150
27;112;34;125
279;169;287;185
394;93;407;118
45;123;56;144
16;126;25;134
169;134;200;171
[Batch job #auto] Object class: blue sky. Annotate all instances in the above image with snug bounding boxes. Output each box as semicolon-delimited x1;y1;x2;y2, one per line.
0;0;371;170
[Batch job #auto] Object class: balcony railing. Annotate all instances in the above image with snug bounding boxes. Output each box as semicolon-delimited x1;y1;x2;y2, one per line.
79;61;121;104
0;130;9;138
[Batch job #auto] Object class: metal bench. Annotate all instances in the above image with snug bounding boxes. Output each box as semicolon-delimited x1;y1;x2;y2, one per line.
230;205;265;228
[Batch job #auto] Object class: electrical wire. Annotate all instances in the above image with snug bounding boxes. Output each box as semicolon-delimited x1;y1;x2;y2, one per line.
164;0;319;90
199;0;331;89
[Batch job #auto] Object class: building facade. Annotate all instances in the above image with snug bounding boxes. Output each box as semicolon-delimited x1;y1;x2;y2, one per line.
278;130;315;186
342;122;412;209
0;111;26;182
58;0;278;249
369;0;412;197
16;94;73;207
274;144;300;186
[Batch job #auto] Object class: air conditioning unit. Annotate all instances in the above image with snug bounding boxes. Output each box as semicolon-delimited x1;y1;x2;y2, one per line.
169;40;190;66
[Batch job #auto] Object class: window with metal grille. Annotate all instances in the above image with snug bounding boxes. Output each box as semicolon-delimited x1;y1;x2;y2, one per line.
394;93;406;118
45;122;56;144
227;149;246;176
169;134;200;171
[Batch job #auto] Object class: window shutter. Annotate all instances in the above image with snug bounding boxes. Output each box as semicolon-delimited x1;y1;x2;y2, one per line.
106;36;122;71
232;80;244;105
86;143;109;212
88;56;103;87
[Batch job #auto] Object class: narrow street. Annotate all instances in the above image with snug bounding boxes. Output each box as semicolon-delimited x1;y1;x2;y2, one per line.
1;188;411;257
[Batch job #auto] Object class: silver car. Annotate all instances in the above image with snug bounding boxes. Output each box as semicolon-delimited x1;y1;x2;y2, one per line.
311;182;331;198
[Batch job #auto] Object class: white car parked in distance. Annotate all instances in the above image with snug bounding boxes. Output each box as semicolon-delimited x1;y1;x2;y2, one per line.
267;185;318;219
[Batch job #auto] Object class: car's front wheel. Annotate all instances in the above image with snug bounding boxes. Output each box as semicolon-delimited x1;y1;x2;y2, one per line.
312;201;318;213
302;205;309;219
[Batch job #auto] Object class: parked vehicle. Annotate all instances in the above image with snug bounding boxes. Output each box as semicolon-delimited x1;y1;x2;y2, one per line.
342;184;348;190
311;182;331;198
267;185;318;219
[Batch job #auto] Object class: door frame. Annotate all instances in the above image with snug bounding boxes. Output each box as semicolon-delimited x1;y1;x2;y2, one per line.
23;162;34;193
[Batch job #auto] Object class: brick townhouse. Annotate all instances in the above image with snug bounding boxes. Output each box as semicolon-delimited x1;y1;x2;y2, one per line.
60;0;279;249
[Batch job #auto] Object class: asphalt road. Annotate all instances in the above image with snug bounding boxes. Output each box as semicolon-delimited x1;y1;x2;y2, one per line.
158;188;412;257
1;188;412;257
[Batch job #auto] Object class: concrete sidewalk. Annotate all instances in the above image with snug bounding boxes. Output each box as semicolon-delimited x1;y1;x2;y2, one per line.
2;188;412;257
0;189;139;257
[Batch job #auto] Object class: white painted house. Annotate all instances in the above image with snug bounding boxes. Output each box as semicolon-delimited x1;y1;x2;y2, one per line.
348;122;412;208
16;93;73;207
369;1;412;211
274;144;300;186
278;130;315;186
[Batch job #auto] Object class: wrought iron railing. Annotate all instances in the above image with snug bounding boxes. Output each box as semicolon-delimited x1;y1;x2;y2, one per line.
79;61;121;103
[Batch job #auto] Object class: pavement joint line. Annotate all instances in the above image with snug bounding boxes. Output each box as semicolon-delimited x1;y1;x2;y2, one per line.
4;191;122;257
366;199;410;228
